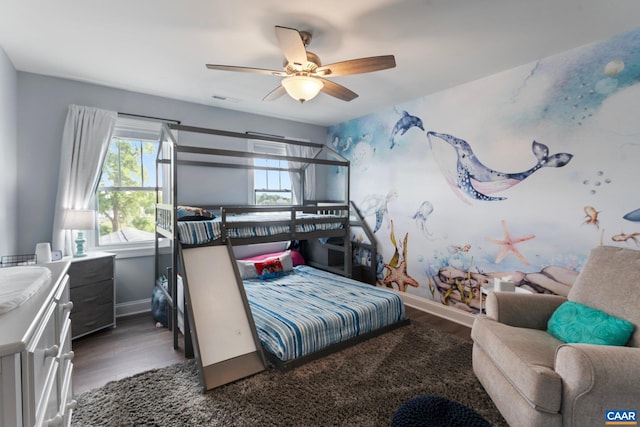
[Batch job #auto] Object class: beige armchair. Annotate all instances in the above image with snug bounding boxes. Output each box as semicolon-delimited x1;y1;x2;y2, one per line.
471;245;640;427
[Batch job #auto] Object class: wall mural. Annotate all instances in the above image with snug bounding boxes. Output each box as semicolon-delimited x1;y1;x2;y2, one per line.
327;28;640;316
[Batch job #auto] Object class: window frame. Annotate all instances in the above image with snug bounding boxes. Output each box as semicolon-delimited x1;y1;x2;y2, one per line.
91;117;167;257
248;140;293;205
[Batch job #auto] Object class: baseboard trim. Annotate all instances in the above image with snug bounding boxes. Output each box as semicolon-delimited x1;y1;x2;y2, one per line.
116;298;151;318
400;293;475;327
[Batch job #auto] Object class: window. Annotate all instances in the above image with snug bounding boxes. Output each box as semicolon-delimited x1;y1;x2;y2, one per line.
251;141;292;205
95;118;162;248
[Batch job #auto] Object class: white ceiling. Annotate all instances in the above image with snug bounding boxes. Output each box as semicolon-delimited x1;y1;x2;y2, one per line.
2;0;640;127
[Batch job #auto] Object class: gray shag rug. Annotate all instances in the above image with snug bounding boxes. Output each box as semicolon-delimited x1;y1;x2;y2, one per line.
72;322;507;426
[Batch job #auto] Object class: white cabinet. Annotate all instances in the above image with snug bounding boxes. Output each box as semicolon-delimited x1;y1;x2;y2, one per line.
0;262;75;427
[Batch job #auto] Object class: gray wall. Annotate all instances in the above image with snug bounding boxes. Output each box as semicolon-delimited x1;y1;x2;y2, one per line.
0;48;18;259
16;72;327;305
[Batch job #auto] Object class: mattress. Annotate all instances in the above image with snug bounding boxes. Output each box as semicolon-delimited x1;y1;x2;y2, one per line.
243;265;405;362
176;212;344;245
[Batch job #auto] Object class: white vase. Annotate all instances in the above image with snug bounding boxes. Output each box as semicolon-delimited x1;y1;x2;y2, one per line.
35;243;52;264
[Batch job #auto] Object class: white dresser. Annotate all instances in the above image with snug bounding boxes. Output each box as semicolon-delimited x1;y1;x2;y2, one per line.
0;262;75;427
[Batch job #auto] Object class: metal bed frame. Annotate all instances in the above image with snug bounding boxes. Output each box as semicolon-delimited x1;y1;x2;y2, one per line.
153;123;353;357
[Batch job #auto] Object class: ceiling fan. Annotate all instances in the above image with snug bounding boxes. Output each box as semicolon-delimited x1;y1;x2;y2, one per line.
206;25;396;103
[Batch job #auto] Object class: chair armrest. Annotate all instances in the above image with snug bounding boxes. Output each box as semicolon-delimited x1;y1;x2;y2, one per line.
555;344;640;425
486;292;567;329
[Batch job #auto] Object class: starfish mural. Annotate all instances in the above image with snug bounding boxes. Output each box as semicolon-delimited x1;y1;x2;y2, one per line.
383;221;419;292
485;220;536;265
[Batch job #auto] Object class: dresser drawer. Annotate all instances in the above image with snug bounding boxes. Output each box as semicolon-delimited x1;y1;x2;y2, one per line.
54;276;73;340
70;279;114;313
23;301;59;425
57;317;74;384
34;359;59;427
71;302;114;338
59;361;76;427
68;257;113;287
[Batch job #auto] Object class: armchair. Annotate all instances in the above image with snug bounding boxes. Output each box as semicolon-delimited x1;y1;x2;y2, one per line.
471;246;640;427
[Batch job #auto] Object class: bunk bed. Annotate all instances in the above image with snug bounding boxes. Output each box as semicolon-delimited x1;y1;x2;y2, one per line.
154;123;407;386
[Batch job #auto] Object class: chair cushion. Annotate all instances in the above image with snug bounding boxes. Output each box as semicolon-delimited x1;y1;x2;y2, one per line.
471;316;563;413
548;301;635;346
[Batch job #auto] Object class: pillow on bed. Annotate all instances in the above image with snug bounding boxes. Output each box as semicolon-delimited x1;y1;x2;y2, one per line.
236;260;259;279
289;249;305;266
177;205;215;221
254;258;286;279
236;251;293;280
244;251;294;271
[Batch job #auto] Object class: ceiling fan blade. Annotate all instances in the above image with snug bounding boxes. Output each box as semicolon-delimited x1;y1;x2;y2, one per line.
263;85;287;101
206;64;287;76
315;55;396;77
318;78;358;102
275;26;307;67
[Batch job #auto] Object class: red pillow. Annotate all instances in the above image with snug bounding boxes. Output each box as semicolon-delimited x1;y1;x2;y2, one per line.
254;258;285;279
245;250;305;266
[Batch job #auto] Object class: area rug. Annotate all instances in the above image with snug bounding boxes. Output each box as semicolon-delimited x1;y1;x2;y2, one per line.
72;322;508;426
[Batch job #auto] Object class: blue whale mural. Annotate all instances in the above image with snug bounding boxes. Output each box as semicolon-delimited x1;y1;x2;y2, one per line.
427;131;573;201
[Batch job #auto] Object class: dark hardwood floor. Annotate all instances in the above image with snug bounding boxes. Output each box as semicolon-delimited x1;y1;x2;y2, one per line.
72;314;187;394
72;306;471;394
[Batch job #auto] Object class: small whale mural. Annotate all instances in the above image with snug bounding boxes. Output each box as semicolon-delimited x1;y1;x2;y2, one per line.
390;111;424;149
427;131;573;201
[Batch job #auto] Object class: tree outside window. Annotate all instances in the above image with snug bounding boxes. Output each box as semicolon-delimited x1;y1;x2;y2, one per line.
97;136;159;245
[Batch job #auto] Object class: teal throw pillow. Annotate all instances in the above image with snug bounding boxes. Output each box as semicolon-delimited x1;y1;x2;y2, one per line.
547;301;634;346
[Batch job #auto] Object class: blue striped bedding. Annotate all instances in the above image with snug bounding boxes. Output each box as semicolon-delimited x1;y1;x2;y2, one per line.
177;213;343;245
243;265;406;362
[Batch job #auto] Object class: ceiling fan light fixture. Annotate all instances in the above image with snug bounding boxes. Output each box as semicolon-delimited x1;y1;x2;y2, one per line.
282;75;323;103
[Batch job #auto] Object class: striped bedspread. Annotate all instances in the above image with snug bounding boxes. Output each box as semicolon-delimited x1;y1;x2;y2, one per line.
243;265;405;362
176;213;343;245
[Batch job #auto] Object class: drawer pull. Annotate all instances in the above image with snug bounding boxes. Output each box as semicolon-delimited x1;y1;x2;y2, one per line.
44;344;59;358
83;296;98;303
45;414;63;427
66;399;78;411
59;301;74;311
61;350;75;361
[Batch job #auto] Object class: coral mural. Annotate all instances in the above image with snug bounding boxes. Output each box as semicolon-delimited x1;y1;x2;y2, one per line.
327;28;640;316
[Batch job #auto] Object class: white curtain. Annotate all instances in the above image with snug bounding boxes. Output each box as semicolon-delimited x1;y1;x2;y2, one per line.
52;105;117;256
285;144;317;204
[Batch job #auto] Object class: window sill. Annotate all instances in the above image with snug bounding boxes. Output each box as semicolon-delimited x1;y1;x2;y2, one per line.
91;242;170;259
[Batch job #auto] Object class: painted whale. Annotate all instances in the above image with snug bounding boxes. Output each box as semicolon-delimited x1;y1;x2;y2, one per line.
427;131;573;201
390;111;424;149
